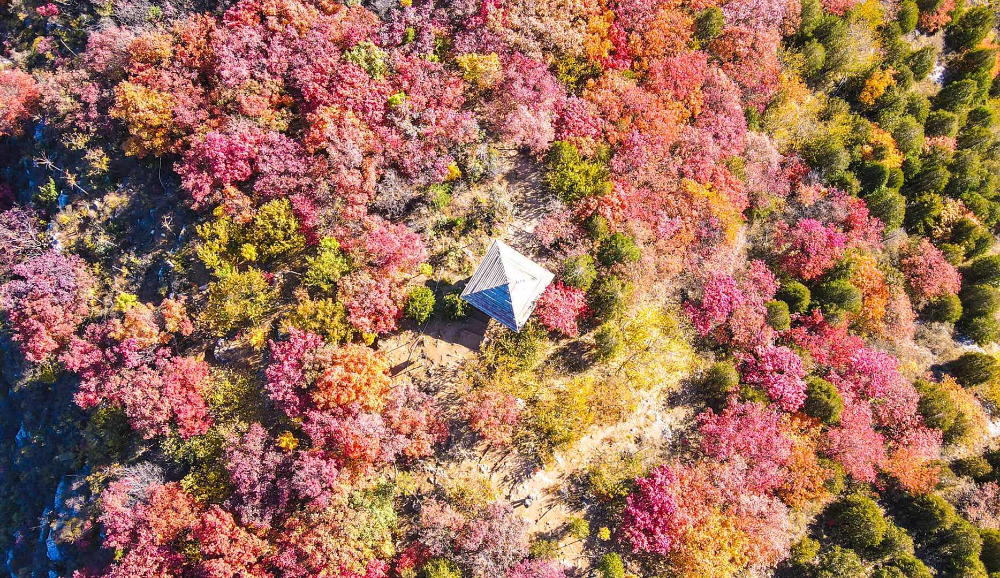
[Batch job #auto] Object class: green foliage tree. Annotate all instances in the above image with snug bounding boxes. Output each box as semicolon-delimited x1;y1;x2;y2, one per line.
790;537;821;566
924;294;963;323
702;360;740;411
778;279;812;313
948;49;997;95
863;187;906;231
951;455;992;479
814;546;867;578
765;300;791;331
805;136;850;181
980;528;1000;573
947;352;1000;387
563;254;597;291
694;7;725;44
902;493;956;537
915;378;963;440
546;141;612;203
926;110;960;137
957;315;1000;346
945;6;994;52
304;237;351;295
202;268;276;335
594;322;624;360
905;194;944;235
964;256;1000;287
588;276;632;321
899;0;919;33
815;279;863;321
597;233;641;267
951;219;994;260
891;115;925;156
935;79;979;112
804;376;843;424
830;493;889;551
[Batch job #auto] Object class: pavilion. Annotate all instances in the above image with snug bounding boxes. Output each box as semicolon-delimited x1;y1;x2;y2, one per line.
460;240;554;332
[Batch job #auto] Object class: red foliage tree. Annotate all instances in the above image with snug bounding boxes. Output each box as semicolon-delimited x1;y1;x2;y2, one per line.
0;69;41;137
535;282;588;337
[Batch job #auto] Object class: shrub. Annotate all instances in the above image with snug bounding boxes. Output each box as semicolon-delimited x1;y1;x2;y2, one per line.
597;233;641;268
405;286;436;324
804;376;843;424
587;451;644;501
948;352;1000;387
535;282;588;337
597;553;625;578
202;269;276;336
702;361;740;411
566;516;590;540
480;322;547;374
422;559;462;578
584;213;609;240
442;293;468;320
830;493;889;551
765;300;791;331
284;296;353;344
925;294;963;323
777;279;811;313
964;256;1000;287
872;567;905;578
562;254;597;291
0;251;94;362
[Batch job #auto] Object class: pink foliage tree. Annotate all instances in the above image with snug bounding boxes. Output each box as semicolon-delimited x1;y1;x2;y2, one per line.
772;218;846;281
1;251;94;362
698;401;793;494
464;390;522;446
